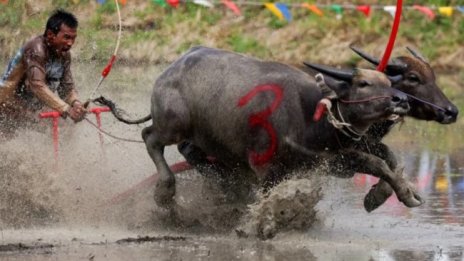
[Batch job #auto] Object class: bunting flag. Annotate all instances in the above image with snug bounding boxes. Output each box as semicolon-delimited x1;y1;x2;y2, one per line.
222;0;241;16
383;6;396;17
330;4;343;19
301;3;323;16
438;7;453;17
356;5;371;17
275;3;292;22
193;0;213;8
264;3;284;21
21;1;464;21
95;0;126;5
413;5;435;20
167;0;179;8
152;0;167;7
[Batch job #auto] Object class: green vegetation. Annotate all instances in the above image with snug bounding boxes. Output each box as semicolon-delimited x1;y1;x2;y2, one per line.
1;0;462;64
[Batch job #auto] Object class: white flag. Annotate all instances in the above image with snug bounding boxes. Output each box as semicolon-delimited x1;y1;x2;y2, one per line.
193;0;214;8
383;6;396;17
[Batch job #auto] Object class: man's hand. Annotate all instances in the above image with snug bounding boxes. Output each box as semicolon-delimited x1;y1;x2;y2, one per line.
66;100;87;122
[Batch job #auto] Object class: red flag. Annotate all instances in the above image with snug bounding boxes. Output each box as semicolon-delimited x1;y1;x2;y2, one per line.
167;0;179;8
356;5;371;17
413;5;435;20
222;0;241;16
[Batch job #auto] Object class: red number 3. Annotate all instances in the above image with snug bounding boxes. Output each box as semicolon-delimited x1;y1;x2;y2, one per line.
237;84;283;166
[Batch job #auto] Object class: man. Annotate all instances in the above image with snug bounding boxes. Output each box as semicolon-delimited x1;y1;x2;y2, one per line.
0;9;86;135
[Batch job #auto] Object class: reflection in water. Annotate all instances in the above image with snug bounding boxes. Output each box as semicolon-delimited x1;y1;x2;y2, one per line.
347;148;464;260
353;148;464;226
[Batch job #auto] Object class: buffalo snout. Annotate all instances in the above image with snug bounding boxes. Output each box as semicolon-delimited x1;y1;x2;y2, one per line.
390;89;410;115
440;104;459;124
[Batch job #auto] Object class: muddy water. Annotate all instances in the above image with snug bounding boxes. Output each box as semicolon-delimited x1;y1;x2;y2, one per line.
1;63;463;260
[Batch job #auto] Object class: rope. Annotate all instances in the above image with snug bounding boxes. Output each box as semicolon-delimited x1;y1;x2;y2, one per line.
403;92;448;112
326;103;351;129
84;117;144;143
339;95;391;104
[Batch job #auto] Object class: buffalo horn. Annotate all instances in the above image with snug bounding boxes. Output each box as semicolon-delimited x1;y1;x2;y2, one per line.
350;45;380;64
350;45;407;73
406;46;428;63
303;62;353;82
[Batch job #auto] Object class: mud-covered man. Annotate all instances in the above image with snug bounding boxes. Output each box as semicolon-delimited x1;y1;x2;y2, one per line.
0;9;86;135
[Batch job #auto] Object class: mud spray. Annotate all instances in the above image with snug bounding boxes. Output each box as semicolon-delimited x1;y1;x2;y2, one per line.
0;63;326;243
1;123;326;240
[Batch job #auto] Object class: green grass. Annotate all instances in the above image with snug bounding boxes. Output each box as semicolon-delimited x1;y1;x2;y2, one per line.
0;0;463;66
227;33;268;57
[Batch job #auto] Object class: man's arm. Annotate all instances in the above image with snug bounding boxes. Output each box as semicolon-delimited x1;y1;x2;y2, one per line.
57;56;86;122
57;57;79;105
24;50;70;114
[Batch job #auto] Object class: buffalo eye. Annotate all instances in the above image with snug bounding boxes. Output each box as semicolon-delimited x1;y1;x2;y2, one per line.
406;73;420;84
358;80;371;88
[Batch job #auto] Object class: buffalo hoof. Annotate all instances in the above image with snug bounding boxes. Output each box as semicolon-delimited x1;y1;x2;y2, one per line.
363;181;394;212
397;183;425;208
154;177;176;208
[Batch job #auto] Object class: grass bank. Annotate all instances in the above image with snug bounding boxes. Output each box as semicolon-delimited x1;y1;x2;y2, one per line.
1;1;463;66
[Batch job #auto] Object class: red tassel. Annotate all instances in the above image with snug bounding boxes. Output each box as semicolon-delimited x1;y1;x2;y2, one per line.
313;101;327;122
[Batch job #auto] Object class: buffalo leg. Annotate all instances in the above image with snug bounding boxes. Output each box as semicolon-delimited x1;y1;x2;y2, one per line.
178;141;251;202
363;142;396;212
177;140;229;176
335;149;423;208
142;125;176;208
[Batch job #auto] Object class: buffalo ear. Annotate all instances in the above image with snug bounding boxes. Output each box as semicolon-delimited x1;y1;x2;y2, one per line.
322;75;350;97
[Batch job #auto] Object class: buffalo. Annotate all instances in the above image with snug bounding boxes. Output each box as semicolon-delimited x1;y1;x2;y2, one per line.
99;46;424;211
309;46;458;212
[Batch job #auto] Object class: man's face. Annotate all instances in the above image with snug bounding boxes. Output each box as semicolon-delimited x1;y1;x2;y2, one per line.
47;23;77;56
